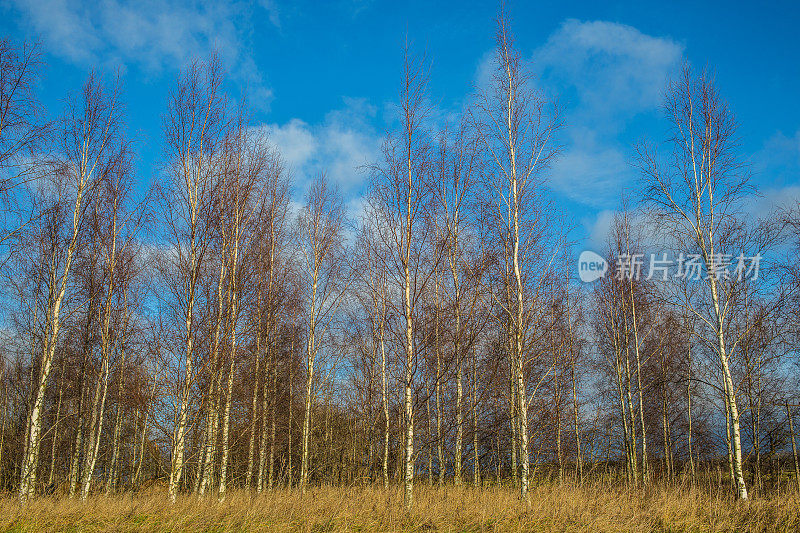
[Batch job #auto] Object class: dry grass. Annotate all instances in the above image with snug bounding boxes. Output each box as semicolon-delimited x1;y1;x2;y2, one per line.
1;483;799;532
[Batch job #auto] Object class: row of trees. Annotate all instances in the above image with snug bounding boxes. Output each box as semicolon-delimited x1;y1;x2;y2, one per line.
0;10;799;508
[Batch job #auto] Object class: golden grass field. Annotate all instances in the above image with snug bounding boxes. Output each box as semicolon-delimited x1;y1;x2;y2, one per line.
1;483;799;532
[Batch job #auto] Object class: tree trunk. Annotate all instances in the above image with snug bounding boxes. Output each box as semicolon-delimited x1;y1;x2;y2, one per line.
300;275;318;492
472;348;480;486
69;312;93;497
80;253;118;501
218;227;241;501
288;356;294;488
48;364;65;488
687;337;695;485
245;324;260;489
451;240;463;487
217;343;236;500
199;250;229;497
787;403;800;493
79;336;111;500
19;181;86;503
380;298;389;490
268;342;278;490
715;295;748;499
435;276;444;486
105;342;127;494
169;235;199;503
133;382;156;488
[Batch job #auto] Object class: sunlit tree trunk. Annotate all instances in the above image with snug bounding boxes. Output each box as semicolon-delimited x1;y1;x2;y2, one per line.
288;354;294;488
217;312;237;501
106;323;128;495
199;248;228;496
625;264;648;486
567;300;582;483
48;364;66;488
686;332;695;485
787;403;800;493
300;272;317;492
435;277;444;486
245;295;262;488
380;297;389;489
19;131;90;503
257;327;272;492
267;336;278;490
472;348;480;486
452;233;463;486
133;380;156;488
69;307;94;498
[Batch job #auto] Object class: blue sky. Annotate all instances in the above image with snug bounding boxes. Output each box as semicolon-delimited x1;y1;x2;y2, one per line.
2;0;799;248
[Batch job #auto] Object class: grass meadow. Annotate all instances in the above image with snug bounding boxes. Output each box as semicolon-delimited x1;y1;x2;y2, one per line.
2;482;799;532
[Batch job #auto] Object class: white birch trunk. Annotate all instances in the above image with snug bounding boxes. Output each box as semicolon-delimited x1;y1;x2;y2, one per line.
300;274;318;492
19;180;86;503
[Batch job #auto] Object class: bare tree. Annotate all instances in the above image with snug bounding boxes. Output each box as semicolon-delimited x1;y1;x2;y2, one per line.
0;39;46;252
18;73;124;502
368;46;440;508
359;221;392;488
160;55;226;503
297;175;350;492
471;8;561;504
432;125;479;485
639;66;780;500
216;110;274;501
79;140;138;500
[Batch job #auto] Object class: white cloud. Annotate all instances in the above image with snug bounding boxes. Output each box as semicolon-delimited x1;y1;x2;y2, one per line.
537;19;684;118
263;98;382;194
345;195;368;225
583;209;616;252
549;127;629;206
753;129;800;184
582;207;666;256
531;19;684;206
7;0;274;107
267;119;318;169
746;130;800;225
746;186;800;224
258;0;281;29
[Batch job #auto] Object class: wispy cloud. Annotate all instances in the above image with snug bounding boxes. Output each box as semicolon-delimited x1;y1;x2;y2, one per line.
263;97;383;195
533;19;684;206
258;0;281;29
748;130;800;221
6;0;274;107
753;129;800;185
537;19;684;118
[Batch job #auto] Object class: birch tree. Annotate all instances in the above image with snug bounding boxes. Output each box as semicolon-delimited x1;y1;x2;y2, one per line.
472;9;561;504
359;221;392;488
369;47;438;508
297;175;350;491
639;66;779;500
217;112;273;501
79;142;137;500
161;55;226;503
432;125;479;485
18;74;123;502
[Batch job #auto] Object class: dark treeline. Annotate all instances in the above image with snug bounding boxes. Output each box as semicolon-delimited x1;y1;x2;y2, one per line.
1;9;799;509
